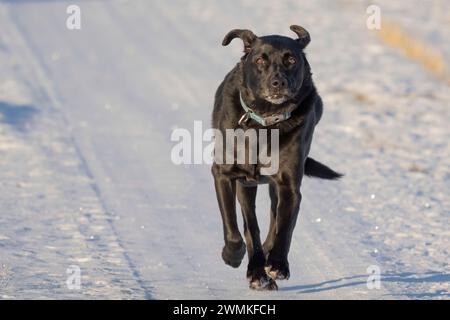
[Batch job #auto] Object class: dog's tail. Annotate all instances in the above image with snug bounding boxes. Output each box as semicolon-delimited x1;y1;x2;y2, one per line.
304;157;343;180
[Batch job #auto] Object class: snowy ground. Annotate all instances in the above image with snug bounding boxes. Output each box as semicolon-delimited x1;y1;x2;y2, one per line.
0;0;448;299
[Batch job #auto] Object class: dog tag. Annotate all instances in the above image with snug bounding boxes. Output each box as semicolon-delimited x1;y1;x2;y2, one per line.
265;115;281;126
238;112;250;126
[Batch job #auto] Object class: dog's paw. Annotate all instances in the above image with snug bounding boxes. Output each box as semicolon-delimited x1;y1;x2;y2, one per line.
221;242;246;268
247;268;278;291
249;277;278;291
265;260;290;280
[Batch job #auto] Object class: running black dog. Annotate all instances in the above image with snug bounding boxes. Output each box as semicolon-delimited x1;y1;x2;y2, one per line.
212;25;342;290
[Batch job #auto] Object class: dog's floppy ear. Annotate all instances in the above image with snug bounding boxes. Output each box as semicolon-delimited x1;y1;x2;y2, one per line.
290;25;311;49
222;29;257;53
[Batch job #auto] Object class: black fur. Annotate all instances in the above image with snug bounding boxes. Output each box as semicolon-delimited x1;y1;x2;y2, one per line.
211;26;342;290
304;157;343;180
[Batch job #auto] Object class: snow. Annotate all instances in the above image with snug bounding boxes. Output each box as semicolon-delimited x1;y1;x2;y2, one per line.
0;0;448;299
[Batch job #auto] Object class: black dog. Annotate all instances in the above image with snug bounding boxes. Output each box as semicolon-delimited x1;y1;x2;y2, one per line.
211;25;342;290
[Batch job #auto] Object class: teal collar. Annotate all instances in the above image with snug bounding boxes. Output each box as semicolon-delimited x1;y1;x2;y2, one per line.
239;91;291;126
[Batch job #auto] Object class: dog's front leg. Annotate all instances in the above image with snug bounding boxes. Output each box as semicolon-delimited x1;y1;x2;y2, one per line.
236;183;278;290
262;183;278;256
265;183;302;280
212;165;245;268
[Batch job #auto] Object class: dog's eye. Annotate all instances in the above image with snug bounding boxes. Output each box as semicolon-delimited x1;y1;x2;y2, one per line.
255;57;265;65
287;56;296;65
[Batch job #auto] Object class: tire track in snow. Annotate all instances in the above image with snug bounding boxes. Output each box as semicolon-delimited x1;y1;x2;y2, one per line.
3;2;153;299
70;1;222;299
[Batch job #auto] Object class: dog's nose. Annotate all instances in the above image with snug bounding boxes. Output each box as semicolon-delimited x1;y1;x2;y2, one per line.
271;77;287;88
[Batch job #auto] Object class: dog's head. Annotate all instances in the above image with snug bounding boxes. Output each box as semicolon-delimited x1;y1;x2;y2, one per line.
223;25;311;106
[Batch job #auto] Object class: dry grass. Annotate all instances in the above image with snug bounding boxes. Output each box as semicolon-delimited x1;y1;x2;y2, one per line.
377;20;450;85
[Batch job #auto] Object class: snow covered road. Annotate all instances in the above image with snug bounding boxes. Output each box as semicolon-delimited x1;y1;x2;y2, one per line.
0;0;448;299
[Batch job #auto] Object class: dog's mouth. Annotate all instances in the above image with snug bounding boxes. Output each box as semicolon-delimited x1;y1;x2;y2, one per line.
264;94;289;105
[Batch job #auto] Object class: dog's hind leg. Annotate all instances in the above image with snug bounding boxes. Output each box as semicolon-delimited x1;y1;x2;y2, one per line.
237;183;277;290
